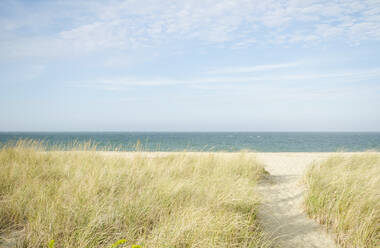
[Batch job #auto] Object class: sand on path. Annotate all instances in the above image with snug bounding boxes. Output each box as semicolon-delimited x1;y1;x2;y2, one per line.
255;153;339;248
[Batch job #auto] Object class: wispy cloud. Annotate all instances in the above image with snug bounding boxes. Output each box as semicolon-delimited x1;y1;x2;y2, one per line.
1;0;380;59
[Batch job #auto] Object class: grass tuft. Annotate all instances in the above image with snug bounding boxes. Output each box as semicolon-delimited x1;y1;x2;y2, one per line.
304;153;380;248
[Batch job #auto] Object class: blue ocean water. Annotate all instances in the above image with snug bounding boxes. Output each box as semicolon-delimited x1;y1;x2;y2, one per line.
0;132;380;152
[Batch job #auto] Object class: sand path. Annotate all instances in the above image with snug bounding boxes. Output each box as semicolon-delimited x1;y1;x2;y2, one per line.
255;153;338;248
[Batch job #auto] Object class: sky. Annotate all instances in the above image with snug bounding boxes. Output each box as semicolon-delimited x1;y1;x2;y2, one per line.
1;0;380;132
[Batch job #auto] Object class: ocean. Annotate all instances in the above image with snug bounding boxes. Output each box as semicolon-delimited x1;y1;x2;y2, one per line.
0;132;379;152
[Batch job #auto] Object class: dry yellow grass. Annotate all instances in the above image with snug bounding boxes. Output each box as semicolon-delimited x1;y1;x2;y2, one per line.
304;153;380;248
0;142;270;248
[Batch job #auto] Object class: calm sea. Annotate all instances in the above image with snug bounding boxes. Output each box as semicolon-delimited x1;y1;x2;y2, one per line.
1;132;380;152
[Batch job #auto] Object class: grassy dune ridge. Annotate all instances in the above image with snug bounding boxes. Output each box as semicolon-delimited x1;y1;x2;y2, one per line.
0;141;270;248
304;153;380;248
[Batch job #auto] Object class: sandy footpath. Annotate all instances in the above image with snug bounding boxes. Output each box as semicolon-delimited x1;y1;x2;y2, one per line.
255;153;339;247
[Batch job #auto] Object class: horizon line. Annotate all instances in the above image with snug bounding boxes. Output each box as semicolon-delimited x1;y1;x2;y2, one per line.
1;131;380;133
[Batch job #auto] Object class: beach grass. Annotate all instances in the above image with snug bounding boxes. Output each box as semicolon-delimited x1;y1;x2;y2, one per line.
0;141;270;248
304;153;380;248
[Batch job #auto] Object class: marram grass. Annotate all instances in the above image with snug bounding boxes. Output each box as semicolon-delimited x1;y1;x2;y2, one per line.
304;153;380;248
0;142;270;248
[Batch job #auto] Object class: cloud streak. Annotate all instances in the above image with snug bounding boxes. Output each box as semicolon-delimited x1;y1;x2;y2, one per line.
207;62;300;74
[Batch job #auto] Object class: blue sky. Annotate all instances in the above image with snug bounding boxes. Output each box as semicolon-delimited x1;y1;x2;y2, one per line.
1;0;380;131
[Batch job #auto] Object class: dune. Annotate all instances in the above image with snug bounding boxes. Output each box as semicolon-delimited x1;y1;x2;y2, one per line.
103;151;372;248
101;151;370;247
1;143;377;248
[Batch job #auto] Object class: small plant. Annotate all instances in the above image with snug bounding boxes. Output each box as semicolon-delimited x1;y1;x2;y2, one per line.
48;240;55;248
111;239;127;248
